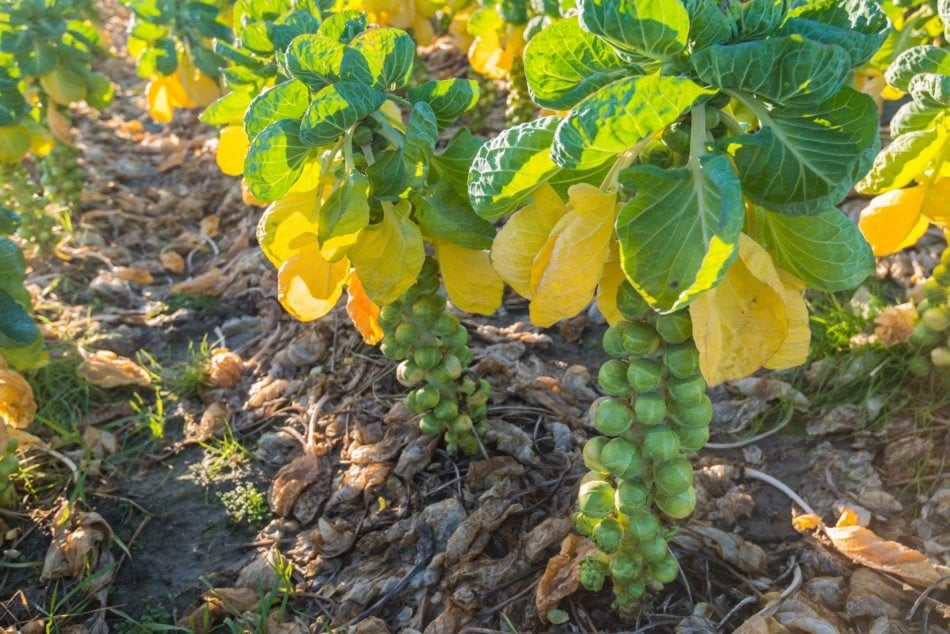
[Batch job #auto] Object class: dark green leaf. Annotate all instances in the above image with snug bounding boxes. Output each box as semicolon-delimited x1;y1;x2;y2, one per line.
731;0;787;41
414;180;496;250
318;10;366;43
432;128;484;199
0;289;39;349
408;79;479;129
299;81;385;146
349;27;415;90
243;119;313;201
781;0;889;66
245;79;311;141
885;45;950;92
284;33;344;90
367;149;407;199
683;0;735;50
578;0;689;59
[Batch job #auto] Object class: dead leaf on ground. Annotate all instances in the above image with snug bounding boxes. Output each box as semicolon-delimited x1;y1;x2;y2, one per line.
524;516;573;563
445;483;522;564
0;366;37;428
806;404;867;436
873;302;916;346
78;350;151;388
536;534;597;617
170;267;223;295
186;402;229;443
112;266;154;285
673;524;767;573
157;141;187;172
41;504;114;582
207;348;245;387
160;249;186;273
177;587;259;633
513;376;585;424
269;451;331;519
730;377;810;409
466;456;525;491
200;215;220;238
81;427;117;457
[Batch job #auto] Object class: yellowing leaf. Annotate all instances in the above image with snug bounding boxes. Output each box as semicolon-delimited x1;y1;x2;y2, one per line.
468;25;524;79
0;124;32;163
922;178;950;227
78;350;152;389
277;253;349;321
257;189;321;268
216;125;249;176
858;186;928;256
0;367;37;429
596;242;627;325
765;271;810;370
528;184;617;327
39;68;86;106
690;235;788;386
435;239;504;315
348;201;425;305
46;105;72;145
491;184;568;298
146;76;175;123
176;60;221;108
346;271;384;345
28;124;54;157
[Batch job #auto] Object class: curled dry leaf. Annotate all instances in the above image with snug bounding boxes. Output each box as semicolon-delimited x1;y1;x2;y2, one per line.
178;587;260;633
160;249;186;273
78;350;151;388
0;366;37;429
186;402;229;443
269;452;331;519
445;492;522;564
170;267;224;295
524;516;573;564
536;534;597;618
112;266;154;285
207;348;245;388
200;215;220;238
873;302;916;347
673;525;767;573
41;504;113;581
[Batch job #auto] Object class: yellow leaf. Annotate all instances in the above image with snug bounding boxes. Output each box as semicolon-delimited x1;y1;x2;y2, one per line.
146;76;174;123
528;184;617;327
0;367;37;429
257;189;321;268
765;270;810;370
858;186;928;256
448;10;475;52
346;271;384;345
39;68;86;105
491;184;567;298
287;158;325;193
0;125;32;163
468;26;524;79
176;59;221;108
596;242;627;325
28;123;54;158
921;177;950;227
690;235;788;386
854;68;885;111
216;125;249;176
348;201;425;305
277;253;349;321
434;240;504;315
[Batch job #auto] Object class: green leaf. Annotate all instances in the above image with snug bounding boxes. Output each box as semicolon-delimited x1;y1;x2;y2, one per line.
908;73;950;108
401;102;440;189
318;172;370;261
552;73;713;170
890;100;944;137
349;27;415;90
857;125;949;195
0;90;29;127
431;128;484;199
82;71;114;109
245;79;311;141
754;206;874;292
726;88;879;214
731;0;788;41
368;149;407;199
522;16;626;110
408;79;479;129
0;237;27;293
781;0;889;67
692;37;851;106
0;288;37;349
578;0;689;59
0;208;19;235
616;153;744;313
243;119;312;201
143;38;178;76
18;41;57;76
318;10;367;43
468;116;562;221
885;46;950;92
284;33;344;90
683;0;735;50
299;82;385;147
271;10;322;50
414;180;496;250
201;90;253;126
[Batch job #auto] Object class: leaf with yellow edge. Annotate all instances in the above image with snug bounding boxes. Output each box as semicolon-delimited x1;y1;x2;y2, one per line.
0;366;36;429
765;271;810;370
257;189;321;268
146;75;174;123
528;184;617;327
277;252;349;321
348;201;425;306
0;125;31;163
596;242;626;325
858;186;928;256
690;235;788;386
39;67;86;106
217;125;249;176
434;239;503;315
491;184;567;298
922;177;950;226
346;271;383;344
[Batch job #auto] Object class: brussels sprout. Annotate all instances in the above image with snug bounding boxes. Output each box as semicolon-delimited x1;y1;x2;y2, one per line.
674;424;710;452
460;377;477;396
923;278;948;304
910;321;941;348
379;339;408;360
655;487;696;519
396;360;425;386
580;557;609;591
420;256;439;279
639;535;668;563
406;389;423;414
395;322;418;345
626;358;662;392
935;264;950;287
670;395;713;428
704;105;721;129
414;385;441;410
591;397;635;436
433;312;460;336
923;306;950;332
414;345;442;370
653;457;693;494
648;553;679;584
627;511;659;541
445;325;469;349
907;355;932;377
603;322;632;358
615;479;650;515
433;398;459;421
655;313;692;345
379;303;402;327
599;359;631;396
642;425;680;461
633;392;667;425
470;403;488;421
593;517;624;553
601;437;644;480
622;322;660;356
412;295;445;320
419;413;442;435
583;436;609;471
442;354;463;379
616;282;651;321
450;414;473;433
573;511;598;537
666;375;707;405
579;480;616;518
932;346;950;367
609;550;642;581
614;580;645;602
708;92;730;109
664;345;701;379
662;121;691;154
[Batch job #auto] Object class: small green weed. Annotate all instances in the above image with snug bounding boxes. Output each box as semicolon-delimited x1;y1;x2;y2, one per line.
218;483;270;528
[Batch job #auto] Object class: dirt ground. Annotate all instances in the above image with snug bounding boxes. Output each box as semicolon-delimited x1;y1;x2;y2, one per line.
1;3;948;633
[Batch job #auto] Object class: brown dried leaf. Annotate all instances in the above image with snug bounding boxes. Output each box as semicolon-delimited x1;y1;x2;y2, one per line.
41;505;113;581
348;616;391;633
47;106;72;145
535;534;597;617
170;267;223;295
160;249;186;274
873;302;916;347
524;516;573;563
81;427;117;457
445;491;522;564
200;215;220;238
465;456;525;492
78;350;151;388
269;452;329;518
177;587;259;633
186;402;229;443
207;348;244;388
0;367;37;428
157;142;187;172
312;517;355;558
513;376;584;423
673;525;767;573
112;266;154;285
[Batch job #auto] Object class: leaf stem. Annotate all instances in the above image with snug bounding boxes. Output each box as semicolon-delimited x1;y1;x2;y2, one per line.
688;105;706;166
371;112;404;149
343;127;355;172
601;135;656;191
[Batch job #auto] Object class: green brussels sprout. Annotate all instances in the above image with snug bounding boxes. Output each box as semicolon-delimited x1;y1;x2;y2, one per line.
442;354;463;379
433;312;460;336
352;123;373;146
460;377;477;396
935;264;950;287
474;421;489;435
655;487;696;519
910;321;941;348
670;395;713;428
664;344;701;379
580;556;609;591
616;282;651;321
593;517;624;553
674;424;710;452
414;345;442;370
615;479;650;515
704;105;721;129
412;295;445;320
419;413;442;435
655;313;692;345
923;278;948;304
591;397;635;436
396;359;425;386
614;580;645;602
918;299;932;315
433;397;459;421
573;511;599;536
653;457;693;494
923;306;950;332
445;325;469;349
642;425;680;461
583;436;610;471
599;359;631;396
626;358;662;392
579;480;616;518
379;303;402;326
627;511;659;541
601;437;644;480
662;120;691;154
708;92;730;109
609;550;642;581
450;414;473;433
420;256;439;278
639;535;668;563
633;392;667;425
907;355;932;377
648;553;679;584
603;322;631;358
414;385;441;410
666;375;707;405
395;322;418;345
405;390;423;414
379;338;408;360
622;322;660;356
932;346;950;367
